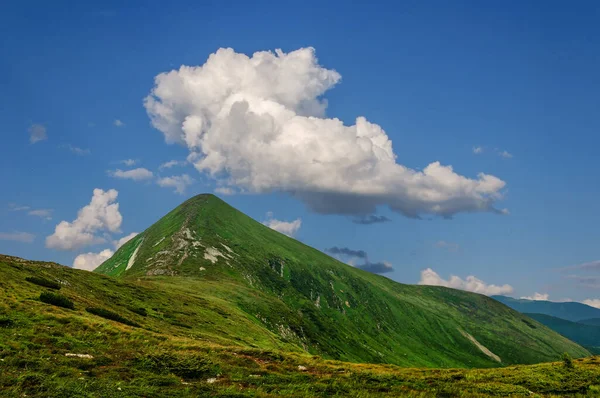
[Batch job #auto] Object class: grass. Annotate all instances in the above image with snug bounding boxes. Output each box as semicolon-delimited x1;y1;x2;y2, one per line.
2;254;600;396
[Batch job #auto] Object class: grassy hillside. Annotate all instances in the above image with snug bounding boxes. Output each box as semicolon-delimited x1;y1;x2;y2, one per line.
95;194;588;368
1;254;600;397
525;313;600;354
493;296;600;322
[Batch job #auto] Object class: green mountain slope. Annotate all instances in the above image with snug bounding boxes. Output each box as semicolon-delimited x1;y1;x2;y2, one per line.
493;296;600;322
2;254;600;397
94;194;588;368
525;313;600;354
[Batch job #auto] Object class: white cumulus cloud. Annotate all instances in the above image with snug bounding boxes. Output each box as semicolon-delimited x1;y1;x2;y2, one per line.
46;189;123;251
73;249;114;271
419;268;513;296
263;213;302;237
145;47;507;219
157;174;194;194
520;292;549;301
72;232;137;272
109;168;154;181
114;119;124;127
473;146;483;154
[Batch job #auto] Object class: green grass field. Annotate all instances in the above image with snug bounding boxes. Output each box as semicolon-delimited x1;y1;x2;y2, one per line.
2;254;600;397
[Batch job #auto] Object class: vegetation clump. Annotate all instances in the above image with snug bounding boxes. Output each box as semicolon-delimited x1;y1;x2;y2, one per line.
85;307;140;327
128;306;148;317
563;352;574;369
135;351;219;380
25;276;61;290
39;292;74;309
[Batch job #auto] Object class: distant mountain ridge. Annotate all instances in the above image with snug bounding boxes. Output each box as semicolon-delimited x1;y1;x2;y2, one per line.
525;313;600;354
492;296;600;322
91;194;588;367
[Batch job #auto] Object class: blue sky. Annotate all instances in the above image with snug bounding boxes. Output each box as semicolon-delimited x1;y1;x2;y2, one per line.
1;0;599;304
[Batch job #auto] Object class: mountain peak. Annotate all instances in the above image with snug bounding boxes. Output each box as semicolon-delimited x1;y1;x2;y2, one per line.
93;196;589;367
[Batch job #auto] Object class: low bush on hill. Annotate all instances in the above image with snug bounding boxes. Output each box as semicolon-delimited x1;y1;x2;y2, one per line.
39;292;74;309
25;276;61;290
86;307;140;327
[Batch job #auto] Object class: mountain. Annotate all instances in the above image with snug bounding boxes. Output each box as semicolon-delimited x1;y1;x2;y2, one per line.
580;318;600;326
493;295;600;322
1;252;599;397
525;313;600;354
93;194;587;367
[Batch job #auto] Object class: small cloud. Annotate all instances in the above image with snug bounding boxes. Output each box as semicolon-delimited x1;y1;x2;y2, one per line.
9;204;30;211
435;240;460;253
159;160;186;170
108;168;154;181
9;204;53;220
499;150;513;159
113;232;138;249
114;119;124;127
356;261;394;274
156;174;194;194
419;268;513;296
325;246;392;274
62;144;91;156
352;215;391;225
119;159;138;166
563;274;600;289
72;249;114;271
582;299;600;309
0;232;35;243
28;123;47;144
263;213;302;237
561;259;600;272
28;209;53;220
325;247;367;259
520;292;549;301
214;187;235;195
473;146;483;154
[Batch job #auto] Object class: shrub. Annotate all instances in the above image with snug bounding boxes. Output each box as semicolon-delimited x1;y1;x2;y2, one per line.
39;292;74;309
25;276;61;290
563;352;574;369
85;307;139;327
0;317;14;328
136;351;219;379
128;306;148;317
